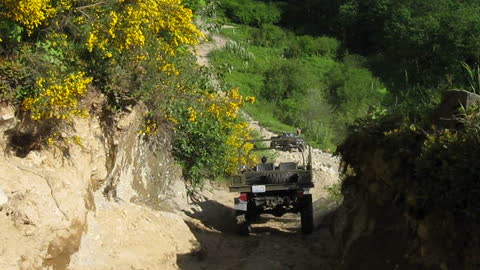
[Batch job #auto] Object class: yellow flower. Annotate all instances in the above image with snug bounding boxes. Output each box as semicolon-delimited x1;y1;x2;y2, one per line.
188;107;197;123
1;0;71;34
22;72;92;121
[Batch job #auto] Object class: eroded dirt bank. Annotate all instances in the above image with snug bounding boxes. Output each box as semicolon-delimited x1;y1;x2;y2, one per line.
0;102;198;269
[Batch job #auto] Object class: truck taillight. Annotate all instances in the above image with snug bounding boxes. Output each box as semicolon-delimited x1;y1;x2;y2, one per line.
239;193;248;201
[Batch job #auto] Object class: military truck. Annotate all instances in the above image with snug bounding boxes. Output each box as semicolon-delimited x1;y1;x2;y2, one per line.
229;135;314;235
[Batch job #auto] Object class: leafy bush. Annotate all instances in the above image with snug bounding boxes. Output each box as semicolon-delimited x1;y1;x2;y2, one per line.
250;24;289;47
285;35;340;58
0;0;257;186
338;102;480;268
0;56;35;103
166;87;256;184
221;0;281;26
262;60;310;101
326;61;386;121
0;0;69;34
182;0;207;11
326;183;343;205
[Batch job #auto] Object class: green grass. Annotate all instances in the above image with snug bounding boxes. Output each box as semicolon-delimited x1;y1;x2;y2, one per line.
222;71;263;96
209;39;294;134
219;25;252;42
244;101;296;133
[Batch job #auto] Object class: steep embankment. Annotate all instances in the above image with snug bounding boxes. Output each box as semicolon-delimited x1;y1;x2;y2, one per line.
0;100;197;269
333;91;480;270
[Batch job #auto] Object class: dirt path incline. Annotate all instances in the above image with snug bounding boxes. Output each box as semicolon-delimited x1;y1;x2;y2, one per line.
178;184;338;270
175;27;342;270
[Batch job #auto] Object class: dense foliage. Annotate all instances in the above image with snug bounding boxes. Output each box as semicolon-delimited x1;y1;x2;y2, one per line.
280;0;480;89
0;0;254;184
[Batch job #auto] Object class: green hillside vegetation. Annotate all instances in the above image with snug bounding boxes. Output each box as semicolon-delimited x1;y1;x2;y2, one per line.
211;0;387;149
279;0;480;92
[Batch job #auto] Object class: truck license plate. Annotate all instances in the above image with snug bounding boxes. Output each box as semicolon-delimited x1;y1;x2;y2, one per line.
252;185;266;193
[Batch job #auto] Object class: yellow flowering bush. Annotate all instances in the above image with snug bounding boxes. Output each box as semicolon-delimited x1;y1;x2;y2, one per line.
0;0;71;33
170;87;256;181
22;72;92;120
85;0;203;61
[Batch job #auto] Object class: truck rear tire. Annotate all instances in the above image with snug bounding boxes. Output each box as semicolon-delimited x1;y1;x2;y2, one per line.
300;194;313;234
236;212;251;236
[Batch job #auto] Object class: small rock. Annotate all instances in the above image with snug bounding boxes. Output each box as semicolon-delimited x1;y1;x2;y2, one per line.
24;230;35;237
0;106;15;120
0;188;8;206
273;244;281;250
0;113;14;121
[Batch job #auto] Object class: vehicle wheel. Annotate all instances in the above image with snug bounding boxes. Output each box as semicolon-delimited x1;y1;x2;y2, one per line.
239;221;251;236
246;203;260;223
298;144;304;152
236;212;251;236
300;194;314;234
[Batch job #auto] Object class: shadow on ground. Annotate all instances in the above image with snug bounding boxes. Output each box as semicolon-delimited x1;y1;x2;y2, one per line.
177;197;339;270
183;198;237;233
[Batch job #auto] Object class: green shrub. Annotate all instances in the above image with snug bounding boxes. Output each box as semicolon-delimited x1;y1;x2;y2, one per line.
262;60;310;101
182;0;207;12
317;36;340;57
221;0;281;26
285;35;340;58
338;104;480;268
0;56;35;103
0;20;23;50
250;24;289;47
326;183;343;205
326;61;386;122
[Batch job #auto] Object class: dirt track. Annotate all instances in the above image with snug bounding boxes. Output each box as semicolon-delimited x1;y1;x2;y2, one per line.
178;181;339;270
